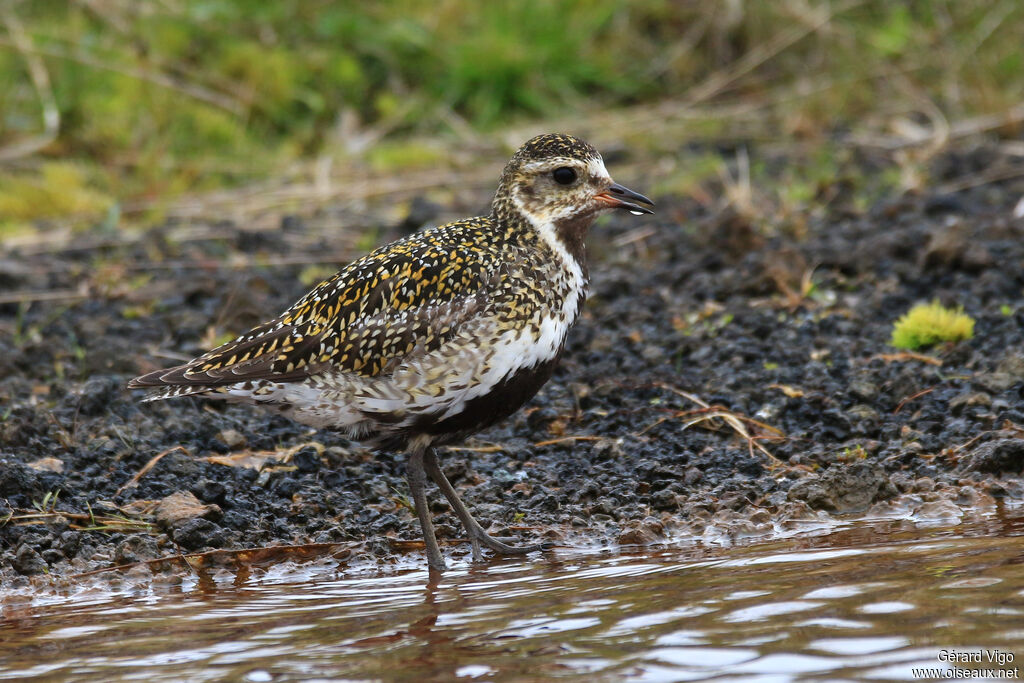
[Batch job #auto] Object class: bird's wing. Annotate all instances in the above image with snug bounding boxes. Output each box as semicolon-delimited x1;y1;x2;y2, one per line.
128;222;508;394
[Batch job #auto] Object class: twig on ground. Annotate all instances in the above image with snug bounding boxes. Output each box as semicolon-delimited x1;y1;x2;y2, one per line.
115;446;189;496
893;387;938;414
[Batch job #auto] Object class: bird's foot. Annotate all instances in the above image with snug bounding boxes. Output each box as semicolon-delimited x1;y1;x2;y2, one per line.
422;446;553;564
464;527;552;562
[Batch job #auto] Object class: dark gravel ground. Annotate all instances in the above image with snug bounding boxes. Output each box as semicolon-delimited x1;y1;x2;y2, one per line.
2;143;1024;583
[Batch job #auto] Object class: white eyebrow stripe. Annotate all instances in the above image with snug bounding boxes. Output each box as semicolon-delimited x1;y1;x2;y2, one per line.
587;157;612;182
521;157;578;172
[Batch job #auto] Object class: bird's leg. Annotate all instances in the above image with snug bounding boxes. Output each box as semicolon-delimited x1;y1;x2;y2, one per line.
406;448;446;571
423;448;547;559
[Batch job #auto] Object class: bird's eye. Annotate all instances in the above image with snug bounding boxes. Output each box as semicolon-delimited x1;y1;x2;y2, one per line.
552;167;577;185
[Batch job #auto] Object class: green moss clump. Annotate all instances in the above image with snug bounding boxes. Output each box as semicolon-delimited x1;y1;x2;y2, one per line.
890;301;975;350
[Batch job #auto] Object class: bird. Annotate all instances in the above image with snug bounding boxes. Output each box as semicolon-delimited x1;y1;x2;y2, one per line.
128;133;654;571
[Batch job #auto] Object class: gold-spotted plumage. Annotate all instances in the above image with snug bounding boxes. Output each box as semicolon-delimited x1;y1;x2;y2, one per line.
129;133;653;570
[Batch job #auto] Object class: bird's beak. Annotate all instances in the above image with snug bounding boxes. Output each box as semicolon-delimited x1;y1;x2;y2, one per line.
594;182;655;215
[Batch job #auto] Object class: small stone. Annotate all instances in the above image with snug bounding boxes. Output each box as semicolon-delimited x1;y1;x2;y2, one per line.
155;491;222;528
642;518;665;536
618;526;658;546
914;499;963;523
748;509;771;525
975;373;1017;393
159;452;200;479
847;404;879;422
641;345;665;362
949;392;992;413
0;258;32;287
996;353;1024;380
195;479;227;505
650;489;679;510
58;530;82;558
0;459;42;502
217;429;247;450
113;535;160;565
13;544;47;575
849;380;878;402
77;376;120;416
172;518;226;551
957;439;1024;475
912;477;936;493
787;462;897;512
41;549;65;564
292;446;322;473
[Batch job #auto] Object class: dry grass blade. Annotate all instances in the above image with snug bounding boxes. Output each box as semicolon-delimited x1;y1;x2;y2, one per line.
115;445;189;496
768;383;804;398
893;386;939;414
3;508;155;533
445;444;507;454
937;164;1024;195
0;288;91;306
4;511;67;525
1002;420;1024;437
71;515;155;533
653;382;786;465
204;441;324;469
868;352;943;366
533;435;606;448
945;421;1024;463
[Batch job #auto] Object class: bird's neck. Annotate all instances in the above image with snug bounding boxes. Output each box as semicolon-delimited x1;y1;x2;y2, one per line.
492;189;592;278
497;209;591;291
549;212;591;280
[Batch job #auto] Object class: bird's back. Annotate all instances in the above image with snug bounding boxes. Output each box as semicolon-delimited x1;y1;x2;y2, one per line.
129;214;586;448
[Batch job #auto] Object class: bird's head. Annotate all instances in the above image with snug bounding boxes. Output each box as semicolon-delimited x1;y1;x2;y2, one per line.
492;134;653;244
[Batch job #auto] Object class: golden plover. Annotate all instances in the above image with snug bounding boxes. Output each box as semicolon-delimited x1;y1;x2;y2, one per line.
129;133;653;571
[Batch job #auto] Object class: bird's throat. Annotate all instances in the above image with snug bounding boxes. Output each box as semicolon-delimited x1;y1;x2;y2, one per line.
552;212;592;280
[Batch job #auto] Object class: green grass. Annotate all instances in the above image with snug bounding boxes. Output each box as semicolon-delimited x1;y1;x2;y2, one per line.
1;1;1023;229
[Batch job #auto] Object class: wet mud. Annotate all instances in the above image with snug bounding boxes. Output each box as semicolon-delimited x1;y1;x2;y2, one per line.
2;144;1024;582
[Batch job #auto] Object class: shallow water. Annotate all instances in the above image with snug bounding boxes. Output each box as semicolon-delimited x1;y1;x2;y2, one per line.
3;507;1023;682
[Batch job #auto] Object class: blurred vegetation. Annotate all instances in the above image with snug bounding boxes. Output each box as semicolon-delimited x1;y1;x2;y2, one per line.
1;0;1022;232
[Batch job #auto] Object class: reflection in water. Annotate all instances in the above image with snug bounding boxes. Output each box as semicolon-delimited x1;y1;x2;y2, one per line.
2;507;1024;682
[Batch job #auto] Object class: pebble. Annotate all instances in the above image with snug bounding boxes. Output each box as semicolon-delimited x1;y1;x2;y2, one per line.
155;491;222;528
218;429;247;449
